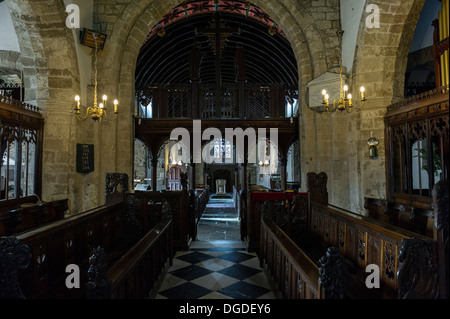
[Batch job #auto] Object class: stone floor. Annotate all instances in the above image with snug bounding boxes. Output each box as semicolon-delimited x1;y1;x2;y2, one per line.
153;194;279;300
154;240;278;299
196;195;240;241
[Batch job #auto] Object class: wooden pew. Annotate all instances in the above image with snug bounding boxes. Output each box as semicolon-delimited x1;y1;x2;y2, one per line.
364;194;435;238
260;217;321;299
0;197;68;236
2;173;176;299
1;195;174;299
12;201;126;299
132;190;192;250
260;172;445;299
261;213;360;299
86;216;173;299
245;185;308;252
195;187;210;223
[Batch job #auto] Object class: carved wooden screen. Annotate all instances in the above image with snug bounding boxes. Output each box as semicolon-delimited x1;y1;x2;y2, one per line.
0;96;44;200
167;88;189;118
385;87;449;199
247;87;271;119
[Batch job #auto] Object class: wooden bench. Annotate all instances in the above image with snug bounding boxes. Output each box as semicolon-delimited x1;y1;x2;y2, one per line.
245;186;308;252
132;190;191;250
10;201;127;298
259;172;446;299
1;195;174;299
0;197;68;236
86;216;173;299
364;194;435;238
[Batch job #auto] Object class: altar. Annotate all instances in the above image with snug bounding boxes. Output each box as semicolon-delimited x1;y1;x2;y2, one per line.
216;179;227;195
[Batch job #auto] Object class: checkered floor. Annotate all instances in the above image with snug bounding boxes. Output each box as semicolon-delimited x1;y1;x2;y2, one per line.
154;241;279;299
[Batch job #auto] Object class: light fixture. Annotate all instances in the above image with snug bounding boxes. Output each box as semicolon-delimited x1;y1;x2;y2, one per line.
258;160;270;167
74;32;118;122
321;30;367;113
368;131;379;160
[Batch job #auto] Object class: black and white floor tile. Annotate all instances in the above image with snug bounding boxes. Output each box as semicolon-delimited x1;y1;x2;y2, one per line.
155;241;278;299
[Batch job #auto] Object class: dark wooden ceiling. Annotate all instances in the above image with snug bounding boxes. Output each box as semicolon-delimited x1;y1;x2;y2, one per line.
135;3;298;89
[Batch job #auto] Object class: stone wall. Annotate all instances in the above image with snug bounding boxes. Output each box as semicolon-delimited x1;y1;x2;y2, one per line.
300;0;426;213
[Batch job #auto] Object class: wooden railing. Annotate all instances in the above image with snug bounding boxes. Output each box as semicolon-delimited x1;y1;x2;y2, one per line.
132;190;191;250
86;217;173;299
1;194;175;299
0;197;68;236
260;218;320;299
245;188;308;252
309;202;427;295
364;195;434;238
12;201;126;299
194;187;210;223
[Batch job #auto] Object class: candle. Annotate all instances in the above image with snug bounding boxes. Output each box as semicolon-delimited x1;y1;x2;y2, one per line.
74;95;80;112
321;90;327;104
114;99;119;113
360;86;366;101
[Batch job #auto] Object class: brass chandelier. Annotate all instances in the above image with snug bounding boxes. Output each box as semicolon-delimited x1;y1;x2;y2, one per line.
321;30;367;113
74;32;118;122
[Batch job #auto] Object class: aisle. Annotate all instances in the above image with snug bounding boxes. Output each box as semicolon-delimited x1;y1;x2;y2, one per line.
154;240;279;299
196;194;240;241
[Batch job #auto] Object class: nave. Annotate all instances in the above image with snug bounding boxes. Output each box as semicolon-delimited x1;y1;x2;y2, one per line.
196;194;240;241
154;194;278;299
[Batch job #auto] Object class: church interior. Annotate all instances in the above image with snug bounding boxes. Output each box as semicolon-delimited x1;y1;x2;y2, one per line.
0;0;448;302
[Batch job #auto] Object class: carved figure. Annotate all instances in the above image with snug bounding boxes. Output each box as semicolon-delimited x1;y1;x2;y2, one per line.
86;246;111;299
0;237;31;299
318;247;346;299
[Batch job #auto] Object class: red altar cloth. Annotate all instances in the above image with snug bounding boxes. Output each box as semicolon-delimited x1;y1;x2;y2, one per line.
251;192;307;201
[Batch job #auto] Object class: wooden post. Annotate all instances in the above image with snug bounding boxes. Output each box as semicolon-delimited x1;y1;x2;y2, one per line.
433;180;449;299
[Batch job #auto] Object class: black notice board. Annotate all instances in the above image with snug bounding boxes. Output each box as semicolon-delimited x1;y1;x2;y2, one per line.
76;144;94;173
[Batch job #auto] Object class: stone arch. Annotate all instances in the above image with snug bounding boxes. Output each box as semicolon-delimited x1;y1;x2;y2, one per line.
4;0;47;103
102;0;336;117
5;0;80;105
351;0;426;106
342;0;427;213
101;0;338;193
3;0;85;212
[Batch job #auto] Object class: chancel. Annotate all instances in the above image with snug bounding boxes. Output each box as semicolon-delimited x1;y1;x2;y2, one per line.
0;0;448;303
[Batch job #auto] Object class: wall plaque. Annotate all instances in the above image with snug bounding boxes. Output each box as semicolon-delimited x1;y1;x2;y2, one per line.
76;144;94;173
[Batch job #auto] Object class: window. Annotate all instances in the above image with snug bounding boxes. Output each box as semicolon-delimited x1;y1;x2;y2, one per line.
213;139;232;162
